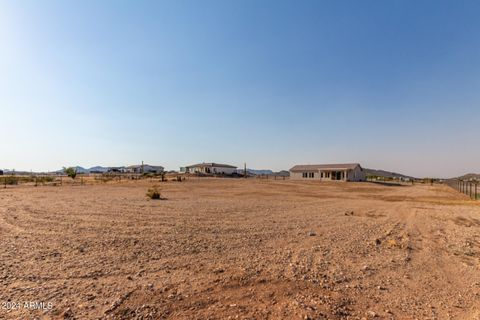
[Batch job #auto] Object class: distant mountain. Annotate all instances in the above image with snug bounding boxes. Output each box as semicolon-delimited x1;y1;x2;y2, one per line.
2;170;32;175
456;173;480;180
55;166;110;174
237;169;271;175
74;166;89;174
87;166;110;173
275;170;290;177
237;169;290;176
364;168;416;179
54;166;87;174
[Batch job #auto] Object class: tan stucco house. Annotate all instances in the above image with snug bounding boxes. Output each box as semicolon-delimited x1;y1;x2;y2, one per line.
126;164;164;174
290;163;366;182
183;162;237;175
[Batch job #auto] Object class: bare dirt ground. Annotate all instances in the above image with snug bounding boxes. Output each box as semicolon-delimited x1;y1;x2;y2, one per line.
1;179;480;319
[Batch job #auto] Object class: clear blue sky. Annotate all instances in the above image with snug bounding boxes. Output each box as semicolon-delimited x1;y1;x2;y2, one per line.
1;1;479;177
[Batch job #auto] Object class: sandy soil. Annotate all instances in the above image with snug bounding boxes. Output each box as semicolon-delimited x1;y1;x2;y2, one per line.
1;179;480;319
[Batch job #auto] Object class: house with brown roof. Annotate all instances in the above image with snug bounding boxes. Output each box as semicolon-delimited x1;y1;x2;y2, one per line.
290;163;366;182
183;162;237;175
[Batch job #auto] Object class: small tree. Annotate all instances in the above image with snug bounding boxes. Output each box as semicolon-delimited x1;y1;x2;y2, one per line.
63;167;77;180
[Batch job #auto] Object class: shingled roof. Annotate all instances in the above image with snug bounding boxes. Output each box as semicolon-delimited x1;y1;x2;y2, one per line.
290;163;362;172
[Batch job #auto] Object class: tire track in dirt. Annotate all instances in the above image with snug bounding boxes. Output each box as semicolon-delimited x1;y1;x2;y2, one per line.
2;181;480;319
0;206;25;234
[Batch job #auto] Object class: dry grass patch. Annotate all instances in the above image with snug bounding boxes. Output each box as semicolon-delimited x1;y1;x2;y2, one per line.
146;186;161;200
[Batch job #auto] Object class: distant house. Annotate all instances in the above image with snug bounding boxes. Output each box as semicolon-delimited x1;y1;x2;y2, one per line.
184;163;237;175
107;167;127;173
290;163;366;182
126;164;164;174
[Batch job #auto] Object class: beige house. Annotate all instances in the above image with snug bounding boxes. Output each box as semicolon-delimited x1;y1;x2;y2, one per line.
290;163;366;182
126;164;164;174
183;163;237;175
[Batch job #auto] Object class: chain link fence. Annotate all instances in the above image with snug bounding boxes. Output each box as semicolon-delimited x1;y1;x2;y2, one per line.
444;179;479;200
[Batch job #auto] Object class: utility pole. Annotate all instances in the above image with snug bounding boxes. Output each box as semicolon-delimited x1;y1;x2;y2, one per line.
244;163;247;178
141;160;144;174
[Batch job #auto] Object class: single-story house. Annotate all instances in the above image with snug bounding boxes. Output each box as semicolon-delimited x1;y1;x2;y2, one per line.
290;163;366;182
126;164;164;174
107;167;127;173
184;162;237;175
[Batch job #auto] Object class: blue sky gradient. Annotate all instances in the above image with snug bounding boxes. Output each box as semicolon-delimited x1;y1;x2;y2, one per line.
1;1;479;177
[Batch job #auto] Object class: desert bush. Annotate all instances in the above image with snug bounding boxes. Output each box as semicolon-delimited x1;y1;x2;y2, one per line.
33;175;55;186
95;175;114;183
63;167;77;180
36;176;55;183
146;186;161;200
2;176;18;185
1;175;55;185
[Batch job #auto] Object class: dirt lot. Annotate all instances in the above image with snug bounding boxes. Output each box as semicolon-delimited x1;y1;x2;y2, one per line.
1;179;480;319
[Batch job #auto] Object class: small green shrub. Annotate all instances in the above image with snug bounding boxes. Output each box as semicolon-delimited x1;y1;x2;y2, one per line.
63;167;77;180
36;176;55;184
2;176;18;185
1;175;56;185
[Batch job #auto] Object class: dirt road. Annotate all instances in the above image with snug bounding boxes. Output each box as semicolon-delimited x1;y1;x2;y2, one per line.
1;179;479;319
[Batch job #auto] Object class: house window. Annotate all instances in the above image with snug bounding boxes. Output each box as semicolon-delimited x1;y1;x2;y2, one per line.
302;172;308;178
308;172;314;178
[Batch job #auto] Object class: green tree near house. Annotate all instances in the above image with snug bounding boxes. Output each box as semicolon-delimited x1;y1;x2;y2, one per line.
63;167;77;180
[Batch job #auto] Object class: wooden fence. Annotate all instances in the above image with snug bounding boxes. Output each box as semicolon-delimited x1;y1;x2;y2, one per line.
1;175;67;188
0;172;290;188
0;173;180;188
